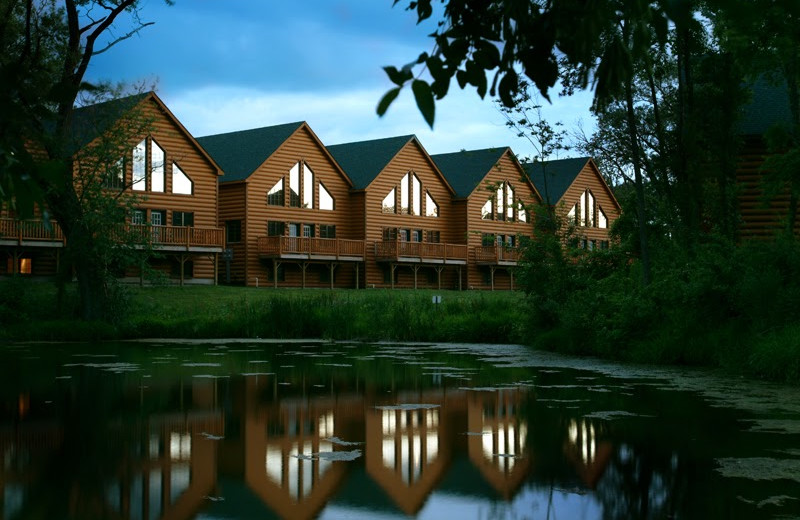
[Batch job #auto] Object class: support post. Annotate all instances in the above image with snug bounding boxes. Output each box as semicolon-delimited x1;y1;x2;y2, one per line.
355;263;360;289
301;261;308;289
490;266;496;291
412;264;420;290
435;266;444;290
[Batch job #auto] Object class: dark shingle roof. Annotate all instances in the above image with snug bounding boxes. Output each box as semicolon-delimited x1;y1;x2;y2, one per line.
739;75;794;136
431;147;509;198
524;157;590;204
326;135;415;190
197;122;305;182
62;92;150;155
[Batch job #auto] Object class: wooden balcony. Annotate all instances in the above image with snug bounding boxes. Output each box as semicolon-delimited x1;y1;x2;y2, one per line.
374;240;468;264
127;225;225;252
474;245;522;266
257;236;365;261
0;218;65;247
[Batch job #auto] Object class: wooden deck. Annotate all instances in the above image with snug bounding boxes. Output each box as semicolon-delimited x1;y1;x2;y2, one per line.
374;240;468;264
257;236;365;261
0;218;65;247
0;219;224;252
474;245;521;266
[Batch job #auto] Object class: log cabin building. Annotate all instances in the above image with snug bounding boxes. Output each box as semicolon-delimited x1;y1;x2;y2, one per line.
432;147;541;290
197;122;360;289
327;135;466;289
524;157;620;249
0;92;225;284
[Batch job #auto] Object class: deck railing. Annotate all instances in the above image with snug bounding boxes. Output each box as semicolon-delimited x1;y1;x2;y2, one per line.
374;240;468;262
474;245;521;263
257;236;365;259
0;218;65;243
127;225;225;249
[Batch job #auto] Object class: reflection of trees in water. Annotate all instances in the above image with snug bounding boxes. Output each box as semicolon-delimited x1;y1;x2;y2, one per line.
594;443;687;520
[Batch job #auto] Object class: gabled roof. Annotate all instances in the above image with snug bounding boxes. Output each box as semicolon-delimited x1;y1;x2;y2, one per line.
66;91;222;176
326;135;417;190
64;92;151;156
739;75;794;136
432;147;510;198
197;122;305;182
524;157;592;205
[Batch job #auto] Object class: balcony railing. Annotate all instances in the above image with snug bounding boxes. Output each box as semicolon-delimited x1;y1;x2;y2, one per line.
257;236;365;260
127;225;225;250
374;240;468;263
474;245;521;264
0;218;65;244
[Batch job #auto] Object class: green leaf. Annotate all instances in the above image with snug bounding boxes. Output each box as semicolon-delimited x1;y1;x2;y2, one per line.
376;87;402;117
383;66;412;86
412;79;435;128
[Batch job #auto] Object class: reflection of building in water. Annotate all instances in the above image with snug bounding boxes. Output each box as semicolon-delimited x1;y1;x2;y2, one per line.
467;387;531;499
239;375;358;520
564;418;613;489
365;389;464;516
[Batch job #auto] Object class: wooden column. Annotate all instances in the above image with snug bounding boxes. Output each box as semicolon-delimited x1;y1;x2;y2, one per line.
435;266;444;290
490;266;496;291
300;261;309;289
412;264;420;290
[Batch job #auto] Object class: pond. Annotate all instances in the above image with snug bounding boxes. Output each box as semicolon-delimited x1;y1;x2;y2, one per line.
0;340;799;520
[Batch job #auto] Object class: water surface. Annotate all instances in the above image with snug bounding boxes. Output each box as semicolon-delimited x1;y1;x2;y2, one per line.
1;340;798;519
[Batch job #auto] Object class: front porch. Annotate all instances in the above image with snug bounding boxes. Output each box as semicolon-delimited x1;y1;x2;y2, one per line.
257;236;366;289
374;240;468;289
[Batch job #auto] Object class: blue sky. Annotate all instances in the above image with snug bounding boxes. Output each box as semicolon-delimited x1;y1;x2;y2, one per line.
85;0;595;157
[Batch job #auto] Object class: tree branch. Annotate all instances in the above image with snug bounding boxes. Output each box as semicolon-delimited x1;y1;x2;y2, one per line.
93;21;155;56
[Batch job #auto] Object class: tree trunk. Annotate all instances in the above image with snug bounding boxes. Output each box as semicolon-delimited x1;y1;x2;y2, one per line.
625;68;652;286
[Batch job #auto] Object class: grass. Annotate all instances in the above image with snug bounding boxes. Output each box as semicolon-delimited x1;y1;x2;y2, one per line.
0;281;527;344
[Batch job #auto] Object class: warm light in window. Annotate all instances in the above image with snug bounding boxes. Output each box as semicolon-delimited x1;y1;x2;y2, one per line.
19;258;31;274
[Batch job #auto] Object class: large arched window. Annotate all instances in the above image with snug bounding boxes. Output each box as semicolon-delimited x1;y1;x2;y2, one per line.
382;172;435;217
267;161;330;210
568;189;608;228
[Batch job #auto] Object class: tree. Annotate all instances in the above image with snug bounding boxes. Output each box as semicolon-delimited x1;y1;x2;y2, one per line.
0;0;169;320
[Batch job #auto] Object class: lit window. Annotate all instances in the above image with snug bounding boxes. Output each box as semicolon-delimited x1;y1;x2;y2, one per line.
19;257;32;274
303;162;314;209
172;163;193;195
400;173;410;214
132;140;146;191
425;192;438;217
383;188;396;213
289;163;300;207
151;140;165;192
268;178;284;206
482;199;492;220
320;182;334;210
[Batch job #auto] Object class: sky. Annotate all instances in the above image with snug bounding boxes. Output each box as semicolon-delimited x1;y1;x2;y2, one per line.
84;0;596;157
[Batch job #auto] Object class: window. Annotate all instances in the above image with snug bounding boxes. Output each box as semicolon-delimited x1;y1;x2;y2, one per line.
572;190;607;228
268;178;284;206
303;224;314;238
482;199;492;220
383;227;398;240
172;163;193;195
132;140;146;191
320;225;336;239
20;257;32;274
104;158;124;190
382;188;396;213
151;140;165;192
226;220;242;243
400;173;410;214
399;229;409;241
172;211;194;227
518;204;527;223
303;163;314;208
425;192;438;217
288;222;301;237
568;204;577;225
150;210;166;226
495;185;504;220
426;230;440;243
506;184;515;221
598;208;608;228
268;221;284;236
482;233;495;246
398;172;422;215
411;229;422;242
320;182;334;210
412;175;421;215
289;163;301;207
132;209;145;225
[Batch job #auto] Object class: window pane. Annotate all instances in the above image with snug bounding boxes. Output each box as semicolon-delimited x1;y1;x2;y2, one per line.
289;223;300;237
303;163;314;209
496;186;504;219
132;210;145;225
132;140;146;191
105;158;124;189
598;208;608;228
587;191;595;226
383;188;396;213
400;173;410;214
268;178;284;206
172;163;193;194
425;192;438;217
506;183;514;221
518;204;527;223
567;204;577;225
482;199;492;220
151;140;165;192
320;182;334;210
303;224;314;237
289;163;300;207
579;191;586;226
412;174;421;216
